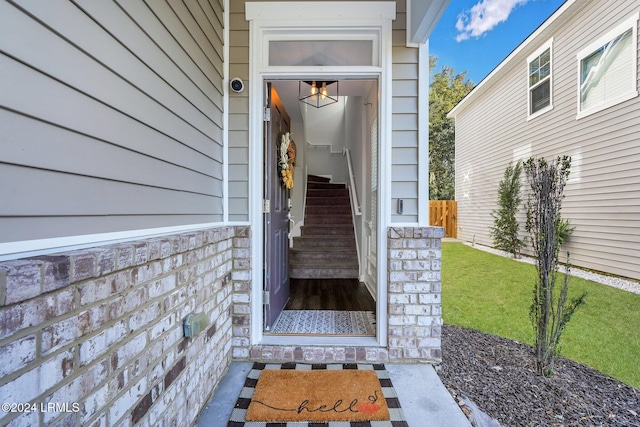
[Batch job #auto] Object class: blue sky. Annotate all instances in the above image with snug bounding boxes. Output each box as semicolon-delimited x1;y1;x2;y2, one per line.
430;0;566;84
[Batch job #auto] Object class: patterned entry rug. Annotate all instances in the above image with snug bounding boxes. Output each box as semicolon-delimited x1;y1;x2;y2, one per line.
228;362;408;426
270;310;376;335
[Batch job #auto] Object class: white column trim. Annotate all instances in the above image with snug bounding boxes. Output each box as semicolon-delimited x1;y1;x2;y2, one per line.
0;221;236;262
223;0;230;223
418;41;430;226
246;1;395;21
247;16;265;345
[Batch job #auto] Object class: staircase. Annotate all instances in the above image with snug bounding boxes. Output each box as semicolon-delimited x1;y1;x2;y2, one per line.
289;175;359;279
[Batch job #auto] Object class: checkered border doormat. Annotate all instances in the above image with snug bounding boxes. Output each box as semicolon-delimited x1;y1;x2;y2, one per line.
228;362;409;427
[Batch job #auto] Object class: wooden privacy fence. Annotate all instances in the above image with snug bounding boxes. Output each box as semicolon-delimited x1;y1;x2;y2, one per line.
429;200;457;238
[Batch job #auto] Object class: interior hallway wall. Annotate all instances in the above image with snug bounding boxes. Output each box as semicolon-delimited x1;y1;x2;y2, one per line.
304;99;349;184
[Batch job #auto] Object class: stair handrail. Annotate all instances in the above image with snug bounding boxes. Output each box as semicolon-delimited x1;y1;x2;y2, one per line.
289;164;309;246
343;148;362;216
343;147;362;280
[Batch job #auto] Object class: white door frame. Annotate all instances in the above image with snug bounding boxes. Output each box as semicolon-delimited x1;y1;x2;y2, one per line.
246;2;395;347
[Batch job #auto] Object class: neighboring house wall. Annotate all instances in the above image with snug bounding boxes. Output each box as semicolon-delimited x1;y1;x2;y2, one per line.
452;0;640;281
0;1;226;244
0;226;247;426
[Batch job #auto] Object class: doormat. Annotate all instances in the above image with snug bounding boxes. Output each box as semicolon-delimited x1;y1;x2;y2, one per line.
228;363;408;426
270;310;376;335
247;369;389;422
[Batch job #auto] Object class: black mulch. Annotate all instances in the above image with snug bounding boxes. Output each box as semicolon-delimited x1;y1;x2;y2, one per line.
439;324;640;427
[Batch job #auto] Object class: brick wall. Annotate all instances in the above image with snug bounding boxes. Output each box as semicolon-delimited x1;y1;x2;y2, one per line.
238;226;444;365
230;228;252;361
387;227;444;362
0;226;248;427
0;224;442;426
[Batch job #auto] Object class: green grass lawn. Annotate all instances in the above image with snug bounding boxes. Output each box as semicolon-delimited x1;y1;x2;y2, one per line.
442;241;640;389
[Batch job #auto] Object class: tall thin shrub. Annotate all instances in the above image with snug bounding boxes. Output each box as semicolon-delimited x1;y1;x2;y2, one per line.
524;156;586;375
490;161;525;258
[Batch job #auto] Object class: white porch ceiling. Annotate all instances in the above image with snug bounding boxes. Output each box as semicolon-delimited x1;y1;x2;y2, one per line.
407;0;451;44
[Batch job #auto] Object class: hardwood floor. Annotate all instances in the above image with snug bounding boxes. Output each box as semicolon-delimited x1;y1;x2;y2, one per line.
285;278;376;311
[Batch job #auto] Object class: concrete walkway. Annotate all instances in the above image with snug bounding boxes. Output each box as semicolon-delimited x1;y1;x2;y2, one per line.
195;362;472;427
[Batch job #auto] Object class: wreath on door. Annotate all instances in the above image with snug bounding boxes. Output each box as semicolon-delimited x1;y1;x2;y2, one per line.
278;132;296;189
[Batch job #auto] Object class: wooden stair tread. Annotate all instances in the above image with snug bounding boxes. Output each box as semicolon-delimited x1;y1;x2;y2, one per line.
307;174;331;182
290;246;355;251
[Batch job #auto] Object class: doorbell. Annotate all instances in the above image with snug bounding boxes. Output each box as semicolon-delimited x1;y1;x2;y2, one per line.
230;77;244;93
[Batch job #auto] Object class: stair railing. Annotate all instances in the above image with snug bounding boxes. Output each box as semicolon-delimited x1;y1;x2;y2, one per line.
343;148;362;216
343;147;362;279
289;164;309;247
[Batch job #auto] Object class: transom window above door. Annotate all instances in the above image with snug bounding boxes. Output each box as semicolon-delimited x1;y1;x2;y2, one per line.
246;3;393;71
269;40;374;66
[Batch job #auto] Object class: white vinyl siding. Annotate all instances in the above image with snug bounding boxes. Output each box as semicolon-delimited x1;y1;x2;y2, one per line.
229;1;250;222
0;1;225;243
453;0;640;281
577;13;639;118
391;6;420;223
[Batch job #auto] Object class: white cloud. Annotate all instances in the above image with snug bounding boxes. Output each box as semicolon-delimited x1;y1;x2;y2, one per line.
456;0;529;42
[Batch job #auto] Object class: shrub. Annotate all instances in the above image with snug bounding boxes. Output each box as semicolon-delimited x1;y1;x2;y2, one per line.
524;156;586;376
557;217;575;247
490;161;526;258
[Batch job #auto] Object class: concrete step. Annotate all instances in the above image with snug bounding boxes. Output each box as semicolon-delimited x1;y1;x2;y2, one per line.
198;363;474;427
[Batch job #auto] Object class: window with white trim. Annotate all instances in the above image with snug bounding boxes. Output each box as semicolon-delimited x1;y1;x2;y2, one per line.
577;13;639;118
528;39;553;117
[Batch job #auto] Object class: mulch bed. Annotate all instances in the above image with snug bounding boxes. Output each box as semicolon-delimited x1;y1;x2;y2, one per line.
439;324;640;427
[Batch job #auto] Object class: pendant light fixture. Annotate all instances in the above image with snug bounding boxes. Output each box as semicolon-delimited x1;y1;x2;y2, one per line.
299;80;339;108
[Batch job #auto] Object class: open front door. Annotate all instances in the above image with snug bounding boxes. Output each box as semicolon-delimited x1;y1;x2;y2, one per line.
264;83;291;330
